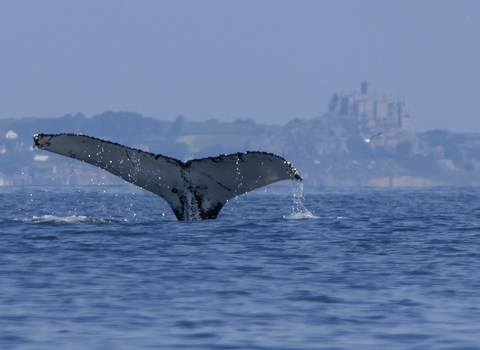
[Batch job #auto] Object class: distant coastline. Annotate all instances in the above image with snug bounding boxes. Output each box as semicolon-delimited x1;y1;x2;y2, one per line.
1;82;480;187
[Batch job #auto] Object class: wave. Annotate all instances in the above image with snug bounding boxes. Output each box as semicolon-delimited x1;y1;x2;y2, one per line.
284;210;319;220
17;214;124;224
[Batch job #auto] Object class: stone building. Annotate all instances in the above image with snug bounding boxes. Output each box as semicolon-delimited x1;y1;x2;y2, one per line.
329;81;411;131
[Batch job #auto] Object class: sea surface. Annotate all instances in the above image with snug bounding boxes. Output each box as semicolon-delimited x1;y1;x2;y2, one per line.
1;184;480;349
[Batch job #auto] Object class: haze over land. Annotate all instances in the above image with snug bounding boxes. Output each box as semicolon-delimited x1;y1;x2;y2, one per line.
2;81;480;187
1;1;479;131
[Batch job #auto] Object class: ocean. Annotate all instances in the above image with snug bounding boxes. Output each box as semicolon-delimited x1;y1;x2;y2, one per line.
1;184;479;349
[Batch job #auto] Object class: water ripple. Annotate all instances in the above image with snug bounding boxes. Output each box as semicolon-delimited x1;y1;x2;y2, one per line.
0;186;480;349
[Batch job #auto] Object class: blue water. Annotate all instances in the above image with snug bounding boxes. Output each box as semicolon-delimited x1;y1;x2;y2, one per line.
1;185;480;349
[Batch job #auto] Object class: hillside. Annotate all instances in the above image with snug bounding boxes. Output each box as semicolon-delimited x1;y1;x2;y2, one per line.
1;82;479;187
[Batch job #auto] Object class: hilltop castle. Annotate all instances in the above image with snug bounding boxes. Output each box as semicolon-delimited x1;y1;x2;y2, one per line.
328;81;411;131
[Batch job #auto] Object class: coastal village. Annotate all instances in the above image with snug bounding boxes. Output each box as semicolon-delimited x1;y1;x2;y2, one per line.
1;82;480;187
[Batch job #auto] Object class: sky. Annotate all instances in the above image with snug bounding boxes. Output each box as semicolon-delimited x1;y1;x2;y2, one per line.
0;0;479;132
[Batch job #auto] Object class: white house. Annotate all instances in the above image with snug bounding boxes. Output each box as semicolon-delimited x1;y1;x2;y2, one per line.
6;130;18;139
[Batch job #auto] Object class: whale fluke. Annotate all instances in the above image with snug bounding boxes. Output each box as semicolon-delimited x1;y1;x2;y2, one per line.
33;133;302;221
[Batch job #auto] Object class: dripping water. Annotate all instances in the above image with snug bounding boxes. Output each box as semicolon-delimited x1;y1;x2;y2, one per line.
230;157;242;212
285;181;318;219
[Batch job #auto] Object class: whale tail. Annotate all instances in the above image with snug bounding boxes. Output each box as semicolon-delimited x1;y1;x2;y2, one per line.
33;133;302;220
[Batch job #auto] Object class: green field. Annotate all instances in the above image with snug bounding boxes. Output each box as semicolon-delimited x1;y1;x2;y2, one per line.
176;134;249;153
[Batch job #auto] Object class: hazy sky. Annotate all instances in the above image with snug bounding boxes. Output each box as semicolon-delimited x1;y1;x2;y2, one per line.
1;1;479;131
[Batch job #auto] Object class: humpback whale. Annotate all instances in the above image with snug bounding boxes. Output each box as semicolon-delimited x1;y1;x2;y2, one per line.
33;133;302;221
